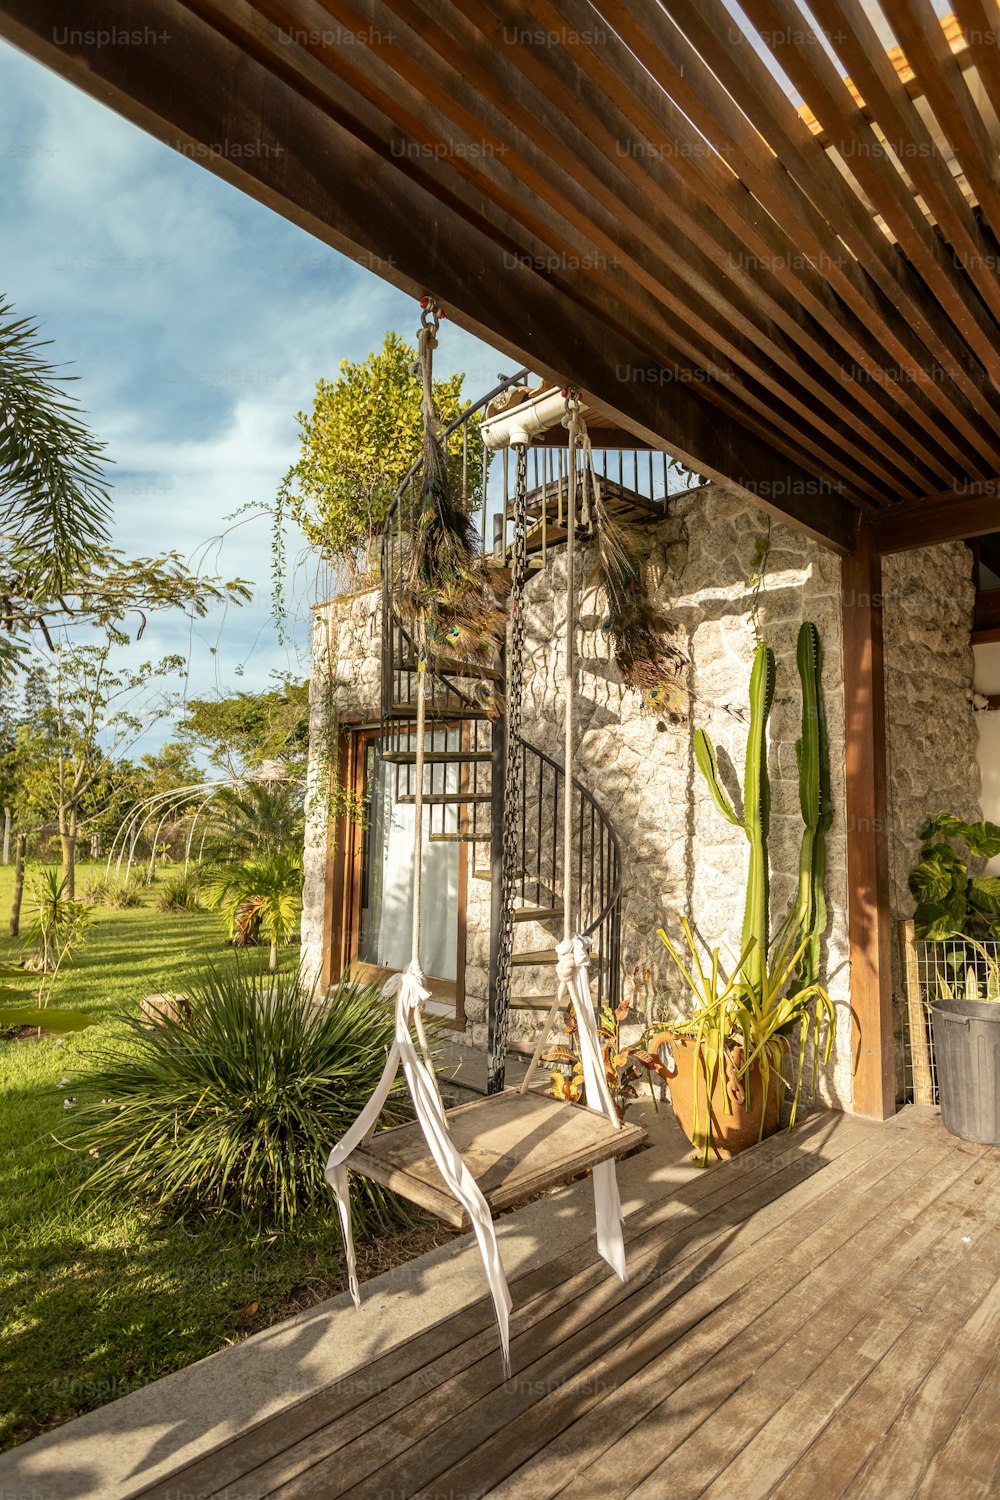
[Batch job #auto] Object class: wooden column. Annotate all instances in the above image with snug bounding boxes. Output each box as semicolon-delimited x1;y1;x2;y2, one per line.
842;522;895;1118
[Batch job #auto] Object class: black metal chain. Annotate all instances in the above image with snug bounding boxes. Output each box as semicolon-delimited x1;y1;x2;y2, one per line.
487;443;528;1093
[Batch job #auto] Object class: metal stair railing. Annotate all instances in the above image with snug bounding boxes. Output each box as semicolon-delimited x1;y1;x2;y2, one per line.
378;371;625;1023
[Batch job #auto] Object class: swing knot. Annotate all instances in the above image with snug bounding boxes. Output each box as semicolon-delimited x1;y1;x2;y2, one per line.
556;934;591;983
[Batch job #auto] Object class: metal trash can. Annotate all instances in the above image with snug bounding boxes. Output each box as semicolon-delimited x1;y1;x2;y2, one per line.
930;997;1000;1145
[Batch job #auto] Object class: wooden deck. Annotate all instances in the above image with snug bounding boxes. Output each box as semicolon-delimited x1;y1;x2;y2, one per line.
135;1107;1000;1499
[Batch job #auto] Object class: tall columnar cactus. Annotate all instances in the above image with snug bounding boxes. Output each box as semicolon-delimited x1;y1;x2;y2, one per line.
693;641;776;999
794;622;831;988
693;627;830;1001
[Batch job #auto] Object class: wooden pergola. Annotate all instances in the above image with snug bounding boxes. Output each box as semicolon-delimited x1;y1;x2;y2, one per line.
5;0;1000;1118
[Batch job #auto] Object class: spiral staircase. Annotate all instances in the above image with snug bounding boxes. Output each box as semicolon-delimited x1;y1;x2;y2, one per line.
379;372;674;1093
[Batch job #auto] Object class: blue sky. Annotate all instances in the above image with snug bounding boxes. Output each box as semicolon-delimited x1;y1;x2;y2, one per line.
0;38;505;751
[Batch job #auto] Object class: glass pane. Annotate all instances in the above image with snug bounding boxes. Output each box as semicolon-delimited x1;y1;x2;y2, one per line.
358;732;460;981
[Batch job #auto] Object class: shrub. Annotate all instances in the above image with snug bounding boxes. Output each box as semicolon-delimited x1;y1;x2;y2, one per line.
81;877;144;909
206;854;302;970
67;967;410;1231
104;879;144;909
155;872;203;913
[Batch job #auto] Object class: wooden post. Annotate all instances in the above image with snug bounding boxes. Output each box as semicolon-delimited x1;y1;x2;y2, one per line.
842;523;895;1118
900;919;934;1106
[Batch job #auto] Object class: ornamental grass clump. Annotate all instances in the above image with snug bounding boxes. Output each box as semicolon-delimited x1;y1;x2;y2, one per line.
67;966;410;1232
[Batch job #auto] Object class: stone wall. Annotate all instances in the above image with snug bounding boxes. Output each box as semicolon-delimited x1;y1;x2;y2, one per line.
882;543;981;921
465;485;855;1105
301;491;982;1114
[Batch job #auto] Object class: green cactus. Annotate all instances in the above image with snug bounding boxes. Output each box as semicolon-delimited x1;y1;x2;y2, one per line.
694;628;829;997
792;622;831;988
693;641;775;999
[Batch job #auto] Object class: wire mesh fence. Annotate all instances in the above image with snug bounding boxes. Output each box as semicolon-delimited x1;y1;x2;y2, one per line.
897;923;1000;1106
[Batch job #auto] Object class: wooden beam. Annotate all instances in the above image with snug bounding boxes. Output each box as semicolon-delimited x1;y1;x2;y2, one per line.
204;0;896;501
661;0;1000;453
561;0;983;481
842;523;895;1119
870;488;1000;553
0;0;857;550
741;0;1000;389
808;0;1000;333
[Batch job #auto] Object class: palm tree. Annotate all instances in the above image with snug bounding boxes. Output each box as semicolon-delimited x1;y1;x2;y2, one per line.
207;853;303;972
0;297;111;679
199;779;304;862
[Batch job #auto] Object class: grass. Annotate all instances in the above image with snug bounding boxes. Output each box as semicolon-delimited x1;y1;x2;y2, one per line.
0;860;445;1451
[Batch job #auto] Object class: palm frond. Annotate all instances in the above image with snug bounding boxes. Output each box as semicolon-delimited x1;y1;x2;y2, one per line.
0;296;111;598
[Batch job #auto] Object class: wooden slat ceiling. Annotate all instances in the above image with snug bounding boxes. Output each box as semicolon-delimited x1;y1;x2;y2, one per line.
3;0;1000;553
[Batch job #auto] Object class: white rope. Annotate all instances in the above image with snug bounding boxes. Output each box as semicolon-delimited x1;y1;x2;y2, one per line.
325;303;513;1374
518;394;627;1283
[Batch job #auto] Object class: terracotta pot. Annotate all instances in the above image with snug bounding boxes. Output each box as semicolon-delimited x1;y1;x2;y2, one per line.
665;1034;780;1162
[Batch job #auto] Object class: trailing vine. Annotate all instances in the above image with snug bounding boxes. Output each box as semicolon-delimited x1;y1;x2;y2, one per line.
745;517;772;646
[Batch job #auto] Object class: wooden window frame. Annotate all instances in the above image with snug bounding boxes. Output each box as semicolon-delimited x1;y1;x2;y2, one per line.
323;722;467;1026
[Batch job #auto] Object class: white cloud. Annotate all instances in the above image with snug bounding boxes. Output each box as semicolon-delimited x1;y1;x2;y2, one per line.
0;38;506;752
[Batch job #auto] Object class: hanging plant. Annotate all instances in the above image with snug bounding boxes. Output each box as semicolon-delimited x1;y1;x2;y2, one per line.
395;314;506;673
591;481;688;720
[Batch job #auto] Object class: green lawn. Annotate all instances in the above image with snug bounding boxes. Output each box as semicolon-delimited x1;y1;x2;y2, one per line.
0;860;441;1451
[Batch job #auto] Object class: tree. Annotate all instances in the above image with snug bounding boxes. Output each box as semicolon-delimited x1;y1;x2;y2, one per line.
15;633;187;895
0;297;251;679
207;853;303;972
177;678;310;777
200;780;305;863
276;331;485;579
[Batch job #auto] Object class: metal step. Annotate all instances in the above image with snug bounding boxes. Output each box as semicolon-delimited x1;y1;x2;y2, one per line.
512;947;602;966
397;792;492;806
389;703;488;721
398;657;502;682
512;906;563;922
382;751;493;765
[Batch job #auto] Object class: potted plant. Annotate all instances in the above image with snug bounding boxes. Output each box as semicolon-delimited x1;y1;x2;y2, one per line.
544;997;676;1119
657;921;834;1165
907;815;1000;1144
656;624;836;1164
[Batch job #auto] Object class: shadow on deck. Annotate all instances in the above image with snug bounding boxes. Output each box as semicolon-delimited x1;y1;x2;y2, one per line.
5;1106;999;1499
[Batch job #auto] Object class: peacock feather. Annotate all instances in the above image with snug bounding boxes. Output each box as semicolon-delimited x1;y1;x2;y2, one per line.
397;425;506;663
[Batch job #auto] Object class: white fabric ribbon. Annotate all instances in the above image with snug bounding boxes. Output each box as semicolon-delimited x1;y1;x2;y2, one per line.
556;934;628;1283
325;962;513;1375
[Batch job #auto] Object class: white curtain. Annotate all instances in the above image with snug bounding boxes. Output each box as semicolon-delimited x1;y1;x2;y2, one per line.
359;737;459;980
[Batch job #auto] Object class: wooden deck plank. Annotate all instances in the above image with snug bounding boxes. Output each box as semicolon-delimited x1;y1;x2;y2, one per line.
484;1125;973;1500
321;1124;938;1498
913;1348;1000;1499
348;1091;646;1228
430;1128;979;1500
697;1148;999;1499
224;1118;879;1500
842;1262;1000;1497
136;1114;857;1500
766;1221;1000;1495
682;1158;1000;1500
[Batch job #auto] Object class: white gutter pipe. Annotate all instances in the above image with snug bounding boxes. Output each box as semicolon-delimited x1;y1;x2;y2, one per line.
480;385;590;449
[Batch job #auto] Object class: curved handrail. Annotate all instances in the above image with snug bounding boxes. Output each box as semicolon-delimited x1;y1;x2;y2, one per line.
521;734;622;941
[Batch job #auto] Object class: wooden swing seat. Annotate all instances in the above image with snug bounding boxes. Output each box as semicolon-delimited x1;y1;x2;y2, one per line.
349;1089;647;1229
